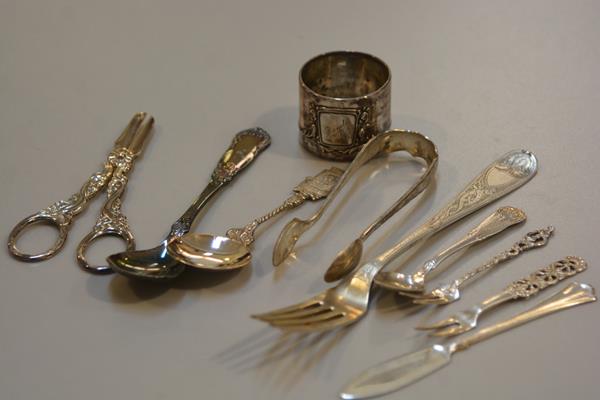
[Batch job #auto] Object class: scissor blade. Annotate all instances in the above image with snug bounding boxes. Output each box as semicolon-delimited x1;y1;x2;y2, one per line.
340;345;451;399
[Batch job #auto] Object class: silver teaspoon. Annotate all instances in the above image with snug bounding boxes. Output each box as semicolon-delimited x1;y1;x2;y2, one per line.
409;226;554;304
166;167;343;270
374;149;538;291
394;206;526;294
106;128;271;280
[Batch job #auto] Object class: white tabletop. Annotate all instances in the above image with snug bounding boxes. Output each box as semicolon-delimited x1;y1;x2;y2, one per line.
1;1;599;399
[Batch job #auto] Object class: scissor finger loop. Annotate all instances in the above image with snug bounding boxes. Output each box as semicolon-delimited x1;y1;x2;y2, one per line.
8;112;153;270
8;213;71;262
76;228;135;274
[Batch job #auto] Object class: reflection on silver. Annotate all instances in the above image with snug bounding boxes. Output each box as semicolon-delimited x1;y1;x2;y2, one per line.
408;226;555;304
299;51;391;161
416;256;588;336
273;129;438;268
375;150;538;291
168;168;344;271
340;282;596;399
7;112;154;273
391;206;526;293
107;127;271;280
253;150;537;333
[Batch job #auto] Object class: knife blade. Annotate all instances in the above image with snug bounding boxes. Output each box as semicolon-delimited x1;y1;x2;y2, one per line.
340;344;453;399
339;282;596;399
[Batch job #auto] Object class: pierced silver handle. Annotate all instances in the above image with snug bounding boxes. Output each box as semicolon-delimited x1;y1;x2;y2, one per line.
455;226;555;288
504;256;588;299
455;282;596;351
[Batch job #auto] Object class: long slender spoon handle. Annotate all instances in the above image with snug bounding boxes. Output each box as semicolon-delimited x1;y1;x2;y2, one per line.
226;167;343;246
411;207;527;282
166;128;271;240
272;130;438;266
469;256;588;317
455;226;555;288
454;282;596;352
373;150;538;288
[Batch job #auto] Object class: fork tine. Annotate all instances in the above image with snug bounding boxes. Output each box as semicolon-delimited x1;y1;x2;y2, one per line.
256;304;332;321
115;112;146;148
397;291;430;299
414;316;457;330
413;297;448;305
272;314;351;333
268;309;343;327
429;325;466;337
251;296;324;320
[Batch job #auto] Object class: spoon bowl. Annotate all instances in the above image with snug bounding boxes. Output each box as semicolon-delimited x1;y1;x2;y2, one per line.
107;241;186;280
272;218;312;266
106;128;271;281
413;283;459;304
167;233;251;270
324;238;363;282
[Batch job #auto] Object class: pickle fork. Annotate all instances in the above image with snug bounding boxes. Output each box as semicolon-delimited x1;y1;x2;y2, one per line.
416;256;587;336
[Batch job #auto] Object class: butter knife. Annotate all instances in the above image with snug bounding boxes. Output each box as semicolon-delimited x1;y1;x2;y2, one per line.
340;282;596;399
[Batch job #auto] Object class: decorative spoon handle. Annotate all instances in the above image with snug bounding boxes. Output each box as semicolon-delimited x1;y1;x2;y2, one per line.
226;167;343;246
455;226;554;288
167;128;271;239
373;150;537;288
414;207;527;281
454;282;596;351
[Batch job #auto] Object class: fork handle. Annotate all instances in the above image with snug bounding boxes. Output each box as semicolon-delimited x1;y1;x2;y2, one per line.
454;226;555;289
419;207;526;277
454;282;596;351
475;256;588;316
375;150;537;270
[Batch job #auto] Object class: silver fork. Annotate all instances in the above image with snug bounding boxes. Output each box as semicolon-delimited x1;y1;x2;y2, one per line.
252;150;538;332
415;256;587;336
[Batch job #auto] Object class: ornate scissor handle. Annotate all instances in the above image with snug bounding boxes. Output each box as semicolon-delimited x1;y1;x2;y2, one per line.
7;163;113;262
76;148;137;273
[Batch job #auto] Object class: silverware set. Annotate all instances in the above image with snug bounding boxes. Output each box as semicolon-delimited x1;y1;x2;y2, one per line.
341;282;596;399
6;50;595;399
253;150;539;332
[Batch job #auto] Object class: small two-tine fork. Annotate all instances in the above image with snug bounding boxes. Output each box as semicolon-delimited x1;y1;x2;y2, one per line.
416;256;587;336
407;226;554;304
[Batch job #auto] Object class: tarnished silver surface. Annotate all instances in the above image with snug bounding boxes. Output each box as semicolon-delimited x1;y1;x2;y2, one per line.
416;256;588;336
8;112;153;272
375;150;538;291
299;51;391;161
392;206;526;293
340;282;596;399
273;129;438;267
106;127;271;281
226;167;343;246
253;150;535;333
410;226;555;304
166;167;343;271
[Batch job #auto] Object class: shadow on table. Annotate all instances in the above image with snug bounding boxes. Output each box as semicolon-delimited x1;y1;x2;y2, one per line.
84;265;252;310
213;326;352;394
